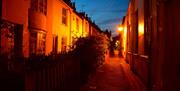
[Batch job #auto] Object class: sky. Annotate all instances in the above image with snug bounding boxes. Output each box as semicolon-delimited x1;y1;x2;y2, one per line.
71;0;129;36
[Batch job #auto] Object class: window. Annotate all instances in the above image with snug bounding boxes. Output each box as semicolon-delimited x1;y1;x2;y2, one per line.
31;0;36;11
39;0;44;13
30;30;46;55
44;0;47;14
31;0;47;15
0;21;23;57
0;27;14;56
72;37;77;45
61;37;67;52
30;31;37;55
76;18;79;31
52;35;58;54
62;8;67;25
86;22;88;33
37;32;46;54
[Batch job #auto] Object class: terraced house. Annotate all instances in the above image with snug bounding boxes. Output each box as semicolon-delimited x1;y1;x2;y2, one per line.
121;0;180;91
0;0;102;57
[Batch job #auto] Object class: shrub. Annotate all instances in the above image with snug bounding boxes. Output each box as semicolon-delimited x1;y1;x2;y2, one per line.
71;34;109;84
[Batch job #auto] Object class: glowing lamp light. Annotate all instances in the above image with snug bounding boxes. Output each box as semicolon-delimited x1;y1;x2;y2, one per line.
118;26;124;32
138;23;144;35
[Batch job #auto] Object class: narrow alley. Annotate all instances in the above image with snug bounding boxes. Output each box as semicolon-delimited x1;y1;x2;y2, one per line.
1;0;180;91
81;57;146;91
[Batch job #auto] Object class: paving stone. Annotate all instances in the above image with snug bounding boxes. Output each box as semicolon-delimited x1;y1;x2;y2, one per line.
81;57;147;91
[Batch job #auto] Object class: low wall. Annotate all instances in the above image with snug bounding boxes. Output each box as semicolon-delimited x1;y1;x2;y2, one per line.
126;52;150;87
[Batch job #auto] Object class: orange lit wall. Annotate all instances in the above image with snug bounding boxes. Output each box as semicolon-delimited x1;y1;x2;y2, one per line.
122;19;127;57
1;0;99;56
71;13;83;38
48;0;91;53
124;0;145;55
126;2;133;53
82;18;89;37
125;0;145;55
46;0;53;55
51;0;72;52
2;0;30;57
124;0;149;86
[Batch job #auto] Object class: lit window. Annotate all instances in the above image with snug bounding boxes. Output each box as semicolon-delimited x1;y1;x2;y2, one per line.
37;32;46;54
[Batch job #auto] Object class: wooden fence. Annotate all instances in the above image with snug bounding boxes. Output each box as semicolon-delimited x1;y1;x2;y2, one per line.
0;55;80;91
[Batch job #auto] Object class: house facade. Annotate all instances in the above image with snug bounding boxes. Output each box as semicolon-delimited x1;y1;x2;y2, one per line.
0;0;102;57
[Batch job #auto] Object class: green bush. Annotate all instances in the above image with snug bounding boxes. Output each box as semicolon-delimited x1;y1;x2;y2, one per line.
71;34;109;84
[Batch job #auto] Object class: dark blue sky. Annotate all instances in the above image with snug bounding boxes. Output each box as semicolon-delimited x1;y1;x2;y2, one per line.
72;0;129;36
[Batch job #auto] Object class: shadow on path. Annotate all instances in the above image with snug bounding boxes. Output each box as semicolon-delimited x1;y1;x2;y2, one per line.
81;57;146;91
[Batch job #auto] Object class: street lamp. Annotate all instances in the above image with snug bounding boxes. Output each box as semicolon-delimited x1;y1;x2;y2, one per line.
117;26;123;32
